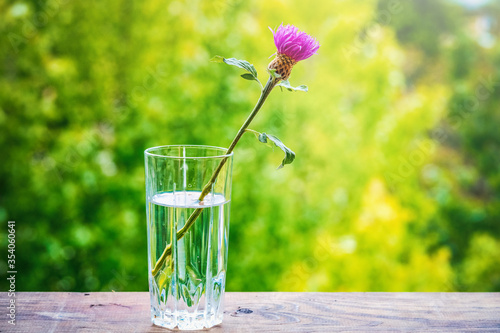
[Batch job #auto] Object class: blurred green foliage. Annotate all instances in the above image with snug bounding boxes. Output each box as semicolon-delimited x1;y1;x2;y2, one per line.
0;0;499;292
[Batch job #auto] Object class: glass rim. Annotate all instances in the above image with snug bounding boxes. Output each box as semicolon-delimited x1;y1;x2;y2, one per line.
144;144;233;159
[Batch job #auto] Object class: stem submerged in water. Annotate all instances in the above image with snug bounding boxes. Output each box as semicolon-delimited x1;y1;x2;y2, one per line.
151;76;278;276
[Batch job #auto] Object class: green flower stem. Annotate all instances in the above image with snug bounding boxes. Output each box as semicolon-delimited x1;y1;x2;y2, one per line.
151;76;278;276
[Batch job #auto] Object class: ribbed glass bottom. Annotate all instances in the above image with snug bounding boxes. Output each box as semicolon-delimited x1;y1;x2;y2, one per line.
147;191;230;330
151;306;223;330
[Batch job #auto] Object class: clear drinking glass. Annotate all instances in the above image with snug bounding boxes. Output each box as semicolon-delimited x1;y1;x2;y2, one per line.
144;145;233;330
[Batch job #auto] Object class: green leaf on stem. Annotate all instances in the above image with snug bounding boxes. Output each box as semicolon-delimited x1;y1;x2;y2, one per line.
223;58;258;77
241;73;258;82
257;132;296;169
211;55;260;82
277;80;308;92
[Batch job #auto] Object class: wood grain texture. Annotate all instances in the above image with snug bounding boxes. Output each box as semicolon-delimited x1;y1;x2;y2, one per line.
1;292;499;332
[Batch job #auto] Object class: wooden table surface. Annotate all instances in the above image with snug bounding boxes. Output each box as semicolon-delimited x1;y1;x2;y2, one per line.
1;292;499;332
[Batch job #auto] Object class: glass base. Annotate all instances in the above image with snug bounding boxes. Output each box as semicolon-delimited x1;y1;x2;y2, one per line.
151;309;223;330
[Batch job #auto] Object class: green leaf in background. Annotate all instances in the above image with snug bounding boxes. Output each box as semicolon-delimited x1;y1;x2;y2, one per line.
4;0;499;294
277;80;308;92
257;132;296;169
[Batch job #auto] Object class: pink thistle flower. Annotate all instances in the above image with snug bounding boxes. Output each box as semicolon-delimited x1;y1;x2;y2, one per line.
271;24;320;62
268;24;320;81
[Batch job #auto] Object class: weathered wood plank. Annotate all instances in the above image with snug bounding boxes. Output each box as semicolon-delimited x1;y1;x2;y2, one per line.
1;292;499;332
